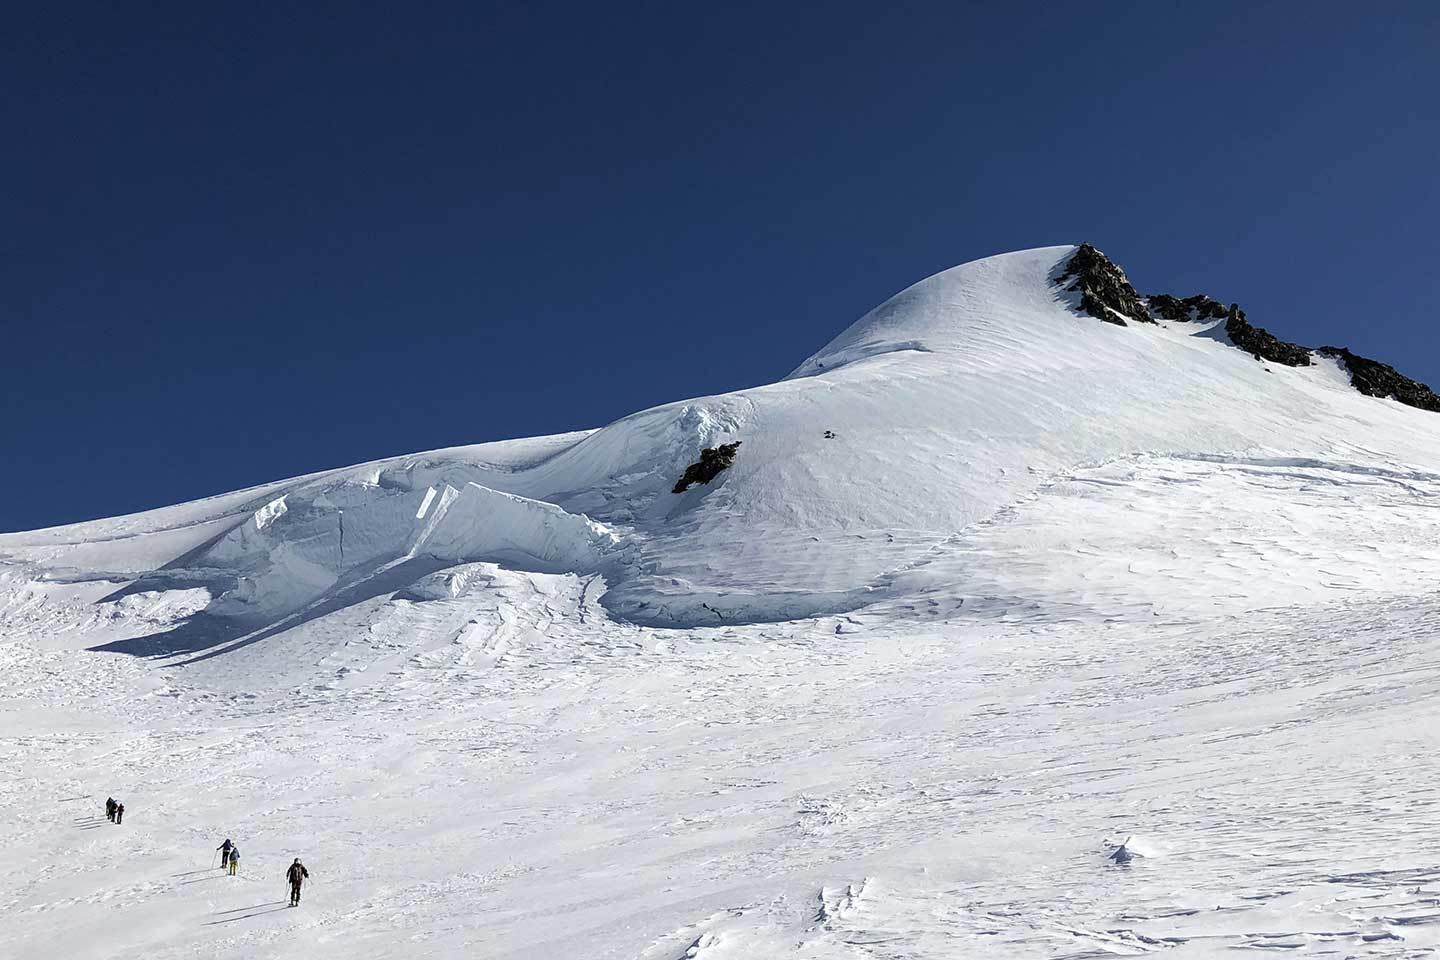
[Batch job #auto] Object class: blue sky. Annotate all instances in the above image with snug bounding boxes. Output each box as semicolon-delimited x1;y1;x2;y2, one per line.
4;1;1437;530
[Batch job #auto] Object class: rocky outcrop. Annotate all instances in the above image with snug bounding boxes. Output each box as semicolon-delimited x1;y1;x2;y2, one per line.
1224;305;1312;367
1317;347;1440;412
1148;293;1228;323
1055;243;1154;326
1081;248;1438;415
673;442;742;493
1208;303;1439;411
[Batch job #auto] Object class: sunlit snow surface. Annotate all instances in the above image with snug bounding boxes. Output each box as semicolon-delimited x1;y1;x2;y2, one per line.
4;246;1440;958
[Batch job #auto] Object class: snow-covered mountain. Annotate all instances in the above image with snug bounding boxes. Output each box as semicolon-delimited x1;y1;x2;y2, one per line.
5;244;1440;959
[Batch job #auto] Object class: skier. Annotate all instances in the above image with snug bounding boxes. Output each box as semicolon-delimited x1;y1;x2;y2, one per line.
286;858;309;906
217;838;233;869
228;845;240;876
105;798;116;822
285;858;309;905
114;802;124;825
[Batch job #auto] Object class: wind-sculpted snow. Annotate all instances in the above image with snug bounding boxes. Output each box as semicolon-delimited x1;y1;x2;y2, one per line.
880;453;1440;619
0;443;619;630
408;481;621;570
4;244;1440;958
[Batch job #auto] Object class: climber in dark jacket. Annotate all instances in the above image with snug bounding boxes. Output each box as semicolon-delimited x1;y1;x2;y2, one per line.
286;859;309;906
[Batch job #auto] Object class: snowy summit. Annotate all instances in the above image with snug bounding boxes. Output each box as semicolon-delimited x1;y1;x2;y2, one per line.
5;244;1440;958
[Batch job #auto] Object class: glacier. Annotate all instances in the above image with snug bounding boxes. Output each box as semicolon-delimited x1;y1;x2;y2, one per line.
4;244;1440;958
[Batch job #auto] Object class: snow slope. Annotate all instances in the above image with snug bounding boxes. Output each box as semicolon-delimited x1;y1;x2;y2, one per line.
5;244;1440;958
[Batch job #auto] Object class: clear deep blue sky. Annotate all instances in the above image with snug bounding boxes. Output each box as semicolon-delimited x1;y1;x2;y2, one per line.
4;1;1438;531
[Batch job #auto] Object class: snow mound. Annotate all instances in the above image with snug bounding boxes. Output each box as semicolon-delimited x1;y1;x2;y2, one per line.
786;245;1075;376
408;481;621;570
191;478;620;621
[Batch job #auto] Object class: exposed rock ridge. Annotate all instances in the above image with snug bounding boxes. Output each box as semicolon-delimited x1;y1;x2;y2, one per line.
1086;247;1437;414
1224;305;1313;367
1316;347;1440;412
1055;243;1154;326
1148;293;1228;323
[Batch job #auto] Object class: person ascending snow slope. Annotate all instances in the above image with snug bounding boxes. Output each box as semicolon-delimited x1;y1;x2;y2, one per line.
286;858;309;906
217;838;233;869
114;802;124;825
228;845;240;876
105;798;116;822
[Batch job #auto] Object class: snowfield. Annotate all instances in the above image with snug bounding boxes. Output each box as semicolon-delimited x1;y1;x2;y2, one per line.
4;245;1440;958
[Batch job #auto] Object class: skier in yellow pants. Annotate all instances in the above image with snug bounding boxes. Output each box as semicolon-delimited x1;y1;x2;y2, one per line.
228;846;240;876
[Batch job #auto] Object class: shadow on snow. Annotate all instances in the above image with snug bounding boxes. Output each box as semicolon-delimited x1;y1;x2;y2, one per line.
205;903;291;924
87;556;451;663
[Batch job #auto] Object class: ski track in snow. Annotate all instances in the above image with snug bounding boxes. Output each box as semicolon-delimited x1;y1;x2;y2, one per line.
4;246;1440;958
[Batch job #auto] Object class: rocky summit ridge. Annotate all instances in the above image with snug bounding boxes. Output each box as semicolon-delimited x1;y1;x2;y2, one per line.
1060;243;1439;413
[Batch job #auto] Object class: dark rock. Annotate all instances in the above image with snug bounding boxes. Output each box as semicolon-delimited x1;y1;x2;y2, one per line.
672;441;742;493
1147;293;1228;323
1072;249;1437;415
1316;347;1440;412
1224;305;1312;367
1190;296;1229;321
1146;294;1186;322
1054;243;1154;326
